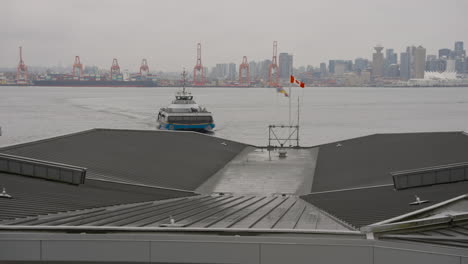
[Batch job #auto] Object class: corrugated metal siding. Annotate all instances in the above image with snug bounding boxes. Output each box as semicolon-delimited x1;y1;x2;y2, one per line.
0;129;248;191
0;194;352;231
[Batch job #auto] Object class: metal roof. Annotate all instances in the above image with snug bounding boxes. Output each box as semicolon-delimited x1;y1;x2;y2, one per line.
0;194;353;232
312;132;468;192
301;181;468;228
0;172;193;221
0;129;248;191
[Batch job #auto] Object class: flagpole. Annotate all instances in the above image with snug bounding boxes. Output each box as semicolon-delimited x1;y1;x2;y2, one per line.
289;61;292;127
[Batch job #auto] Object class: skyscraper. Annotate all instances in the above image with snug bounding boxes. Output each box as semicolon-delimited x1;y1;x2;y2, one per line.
439;48;451;59
384;49;397;77
400;52;410;81
320;62;327;77
372;46;384;77
454;41;465;58
413;46;426;79
228;63;236;81
279;53;293;79
354;58;369;72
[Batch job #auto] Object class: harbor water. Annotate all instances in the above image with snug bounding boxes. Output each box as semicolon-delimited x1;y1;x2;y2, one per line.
2;86;468;147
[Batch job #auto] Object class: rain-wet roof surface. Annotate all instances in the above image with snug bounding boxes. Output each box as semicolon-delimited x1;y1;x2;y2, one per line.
301;181;468;228
0;194;352;231
1;129;468;233
311;132;468;192
0;129;248;190
0;172;193;221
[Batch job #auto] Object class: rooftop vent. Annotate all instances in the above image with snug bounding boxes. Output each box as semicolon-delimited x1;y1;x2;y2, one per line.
391;162;468;190
0;188;12;199
0;153;86;185
409;195;429;205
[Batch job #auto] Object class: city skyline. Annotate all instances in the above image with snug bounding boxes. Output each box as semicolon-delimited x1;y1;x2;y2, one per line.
1;0;468;71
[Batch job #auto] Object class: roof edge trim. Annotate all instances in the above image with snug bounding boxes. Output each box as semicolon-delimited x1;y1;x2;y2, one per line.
0;225;363;236
363;194;467;231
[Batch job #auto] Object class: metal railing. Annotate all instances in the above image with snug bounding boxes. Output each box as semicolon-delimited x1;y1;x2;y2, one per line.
0;153;86;185
391;162;468;190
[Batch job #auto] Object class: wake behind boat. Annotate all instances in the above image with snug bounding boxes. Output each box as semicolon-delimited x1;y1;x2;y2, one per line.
156;70;215;132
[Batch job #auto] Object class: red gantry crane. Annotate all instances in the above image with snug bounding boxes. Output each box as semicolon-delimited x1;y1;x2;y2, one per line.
72;56;83;77
110;58;120;80
193;43;205;86
16;46;28;84
268;41;279;87
239;56;250;86
140;59;149;76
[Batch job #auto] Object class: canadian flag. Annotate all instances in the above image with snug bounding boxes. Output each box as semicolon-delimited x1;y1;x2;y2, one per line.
290;75;305;88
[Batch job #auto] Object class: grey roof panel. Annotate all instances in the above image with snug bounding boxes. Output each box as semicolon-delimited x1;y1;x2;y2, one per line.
312;132;468;192
302;181;468;228
0;172;193;221
0;129;248;191
0;194;352;231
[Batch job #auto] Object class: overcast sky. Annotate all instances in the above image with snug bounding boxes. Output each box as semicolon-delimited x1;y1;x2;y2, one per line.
2;0;467;72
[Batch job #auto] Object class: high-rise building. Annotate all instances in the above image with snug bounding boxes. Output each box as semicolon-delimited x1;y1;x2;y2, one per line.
279;53;293;79
454;41;465;58
249;61;257;81
384;49;397;77
334;62;346;76
354;58;369;72
455;59;465;73
372;46;384;77
386;64;400;78
214;63;228;79
438;48;451;59
446;59;456;72
413;46;426;79
329;60;352;74
319;62;327;77
228;63;236;81
426;55;446;72
400;52;410;81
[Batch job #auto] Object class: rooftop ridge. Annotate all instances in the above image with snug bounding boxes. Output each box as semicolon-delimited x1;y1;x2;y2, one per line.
307;130;466;149
306;183;395;195
0;128;98;151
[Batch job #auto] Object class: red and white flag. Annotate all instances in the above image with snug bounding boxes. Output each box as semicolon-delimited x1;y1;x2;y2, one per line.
290;75;305;88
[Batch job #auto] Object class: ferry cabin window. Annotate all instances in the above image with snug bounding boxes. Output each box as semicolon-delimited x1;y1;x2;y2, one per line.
168;116;212;123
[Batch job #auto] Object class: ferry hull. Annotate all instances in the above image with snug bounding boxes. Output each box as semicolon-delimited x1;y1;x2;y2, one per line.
158;122;215;131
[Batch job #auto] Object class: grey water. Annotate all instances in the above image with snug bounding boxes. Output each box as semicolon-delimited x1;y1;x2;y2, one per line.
2;86;468;148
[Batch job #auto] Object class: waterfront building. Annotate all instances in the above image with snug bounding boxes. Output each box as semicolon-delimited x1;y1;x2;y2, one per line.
279;53;293;79
384;49;397;77
454;41;465;58
372;46;384;78
213;63;229;79
386;64;399;78
426;58;447;72
456;59;465;74
228;63;236;81
446;59;456;72
400;52;410;81
354;58;369;72
439;48;451;59
249;61;257;80
320;62;327;77
334;62;346;76
413;46;426;79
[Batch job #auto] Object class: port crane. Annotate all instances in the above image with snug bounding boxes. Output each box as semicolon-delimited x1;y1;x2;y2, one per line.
239;56;250;85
